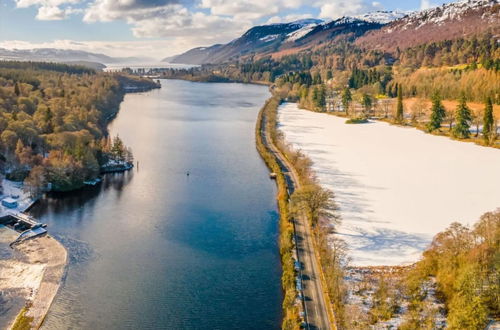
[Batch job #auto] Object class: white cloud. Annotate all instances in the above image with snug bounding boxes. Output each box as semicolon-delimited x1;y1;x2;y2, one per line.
316;0;383;19
15;0;80;20
199;0;307;20
83;0;252;45
420;0;433;10
265;13;315;25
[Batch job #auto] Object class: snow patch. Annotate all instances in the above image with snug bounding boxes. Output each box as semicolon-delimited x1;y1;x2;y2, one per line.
354;10;408;24
278;103;500;266
259;34;280;42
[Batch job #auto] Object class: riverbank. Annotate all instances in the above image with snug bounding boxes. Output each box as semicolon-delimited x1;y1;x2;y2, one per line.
256;96;338;329
255;97;301;328
0;227;67;329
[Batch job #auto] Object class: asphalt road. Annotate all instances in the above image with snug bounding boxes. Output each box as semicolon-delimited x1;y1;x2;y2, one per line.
261;109;332;330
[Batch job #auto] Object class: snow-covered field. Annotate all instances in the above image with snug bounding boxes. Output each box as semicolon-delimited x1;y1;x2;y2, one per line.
278;103;500;266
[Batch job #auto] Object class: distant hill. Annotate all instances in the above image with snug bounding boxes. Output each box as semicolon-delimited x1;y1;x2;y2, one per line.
164;19;326;65
0;48;152;65
165;15;409;65
166;1;499;65
63;61;107;71
356;0;500;52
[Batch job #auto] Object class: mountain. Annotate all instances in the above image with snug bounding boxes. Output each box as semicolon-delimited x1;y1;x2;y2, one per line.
353;10;408;24
0;48;152;65
356;0;500;52
162;44;224;64
165;14;403;65
164;19;324;65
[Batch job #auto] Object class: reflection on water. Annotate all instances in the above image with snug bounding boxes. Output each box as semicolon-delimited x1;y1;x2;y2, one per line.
31;80;281;329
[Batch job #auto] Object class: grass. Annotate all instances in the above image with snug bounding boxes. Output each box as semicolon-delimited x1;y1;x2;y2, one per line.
345;117;369;124
11;307;34;330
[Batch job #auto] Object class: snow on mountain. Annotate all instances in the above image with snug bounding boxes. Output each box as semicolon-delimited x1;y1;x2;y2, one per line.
289;18;324;27
356;0;499;52
401;0;498;29
354;10;408;24
286;25;317;42
259;34;281;42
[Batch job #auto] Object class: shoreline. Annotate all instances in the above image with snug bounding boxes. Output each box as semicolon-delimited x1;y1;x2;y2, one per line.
1;234;68;330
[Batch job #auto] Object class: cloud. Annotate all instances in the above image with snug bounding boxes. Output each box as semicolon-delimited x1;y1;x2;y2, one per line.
83;0;251;45
265;13;316;24
316;0;383;19
15;0;80;20
199;0;306;20
420;0;433;10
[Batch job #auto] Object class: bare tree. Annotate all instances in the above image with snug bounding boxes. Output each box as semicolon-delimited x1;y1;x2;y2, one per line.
444;108;455;131
471;109;482;137
410;98;427;124
291;184;336;227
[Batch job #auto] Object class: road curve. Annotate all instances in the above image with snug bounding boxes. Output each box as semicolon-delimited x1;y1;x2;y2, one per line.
260;105;332;330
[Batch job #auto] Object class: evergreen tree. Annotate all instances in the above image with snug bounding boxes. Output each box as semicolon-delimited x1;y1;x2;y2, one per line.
341;87;352;115
395;85;404;123
452;94;472;139
482;96;494;143
427;92;446;132
111;135;125;161
362;94;372;117
312;72;322;85
312;85;326;110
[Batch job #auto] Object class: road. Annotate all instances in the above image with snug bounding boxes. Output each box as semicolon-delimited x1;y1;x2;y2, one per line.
260;109;332;330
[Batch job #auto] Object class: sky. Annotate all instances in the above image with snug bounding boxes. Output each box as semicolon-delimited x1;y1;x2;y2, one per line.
0;0;456;60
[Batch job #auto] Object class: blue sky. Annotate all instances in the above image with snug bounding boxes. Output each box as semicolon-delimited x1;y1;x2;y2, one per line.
0;0;456;59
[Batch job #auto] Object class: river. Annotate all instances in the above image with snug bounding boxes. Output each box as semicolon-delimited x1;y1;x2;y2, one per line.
29;80;282;329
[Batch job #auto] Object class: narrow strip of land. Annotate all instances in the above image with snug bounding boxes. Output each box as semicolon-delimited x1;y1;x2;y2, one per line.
260;104;332;330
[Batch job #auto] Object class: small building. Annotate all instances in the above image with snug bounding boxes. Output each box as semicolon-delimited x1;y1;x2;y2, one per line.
2;197;18;209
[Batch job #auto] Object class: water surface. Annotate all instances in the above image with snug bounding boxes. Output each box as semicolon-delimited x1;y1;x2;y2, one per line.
31;80;281;329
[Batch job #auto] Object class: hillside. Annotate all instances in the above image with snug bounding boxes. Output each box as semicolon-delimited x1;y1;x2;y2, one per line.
166;16;399;65
357;0;500;52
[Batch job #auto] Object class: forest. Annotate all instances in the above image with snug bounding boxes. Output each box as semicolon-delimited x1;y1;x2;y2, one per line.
162;33;499;104
0;61;159;192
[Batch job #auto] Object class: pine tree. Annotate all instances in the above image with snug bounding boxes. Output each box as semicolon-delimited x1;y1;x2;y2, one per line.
312;85;326;111
427;92;445;132
362;93;372;117
452;94;472;139
341;87;352;115
395;84;404;123
482;96;494;143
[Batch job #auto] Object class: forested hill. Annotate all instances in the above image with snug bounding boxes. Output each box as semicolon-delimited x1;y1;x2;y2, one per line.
162;0;499;106
0;61;159;192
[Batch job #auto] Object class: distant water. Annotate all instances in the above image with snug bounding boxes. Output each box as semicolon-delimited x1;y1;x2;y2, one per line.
31;80;281;329
103;62;197;71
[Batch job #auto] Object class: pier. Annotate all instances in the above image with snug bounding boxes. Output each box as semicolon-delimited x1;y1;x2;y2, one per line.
5;212;47;246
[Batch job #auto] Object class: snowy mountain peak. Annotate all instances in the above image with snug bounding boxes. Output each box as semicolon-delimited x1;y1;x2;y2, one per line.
288;18;324;27
354;10;408;24
401;0;498;28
